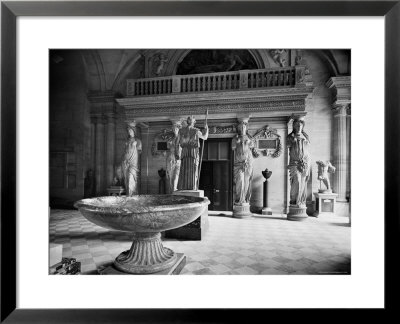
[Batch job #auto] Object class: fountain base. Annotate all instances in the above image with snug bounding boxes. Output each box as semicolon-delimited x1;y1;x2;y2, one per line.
99;253;186;275
113;232;178;274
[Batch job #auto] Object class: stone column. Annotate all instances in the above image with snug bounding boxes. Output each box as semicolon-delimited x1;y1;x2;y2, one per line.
332;104;348;202
95;115;106;194
90;116;97;174
326;76;351;204
87;91;117;196
346;105;351;201
105;112;116;188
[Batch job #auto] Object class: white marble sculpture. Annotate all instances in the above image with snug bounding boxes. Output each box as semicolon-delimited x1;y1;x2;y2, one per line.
316;160;336;193
121;122;142;196
176;116;209;191
166;122;182;193
232;119;254;205
287;116;311;207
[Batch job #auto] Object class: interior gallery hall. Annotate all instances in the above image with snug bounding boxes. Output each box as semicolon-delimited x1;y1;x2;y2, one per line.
49;49;351;275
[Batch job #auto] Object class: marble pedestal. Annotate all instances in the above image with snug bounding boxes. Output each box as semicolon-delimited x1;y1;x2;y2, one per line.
287;205;308;221
261;207;272;215
233;203;252;218
98;253;186;275
165;190;209;240
313;192;339;217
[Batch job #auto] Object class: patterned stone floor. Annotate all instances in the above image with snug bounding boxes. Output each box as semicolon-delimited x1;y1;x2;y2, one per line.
49;209;351;275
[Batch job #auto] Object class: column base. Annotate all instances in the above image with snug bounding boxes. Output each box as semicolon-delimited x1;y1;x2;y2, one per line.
287;205;308;221
233;203;252;218
261;207;272;215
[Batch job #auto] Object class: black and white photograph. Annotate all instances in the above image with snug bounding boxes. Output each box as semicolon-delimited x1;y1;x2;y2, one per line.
49;48;351;276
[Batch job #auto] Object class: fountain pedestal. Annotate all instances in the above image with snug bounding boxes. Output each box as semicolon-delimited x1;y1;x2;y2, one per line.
74;195;209;275
165;190;209;240
99;253;186;275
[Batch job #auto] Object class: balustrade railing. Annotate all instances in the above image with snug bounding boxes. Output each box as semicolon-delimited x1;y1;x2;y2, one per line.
127;66;305;97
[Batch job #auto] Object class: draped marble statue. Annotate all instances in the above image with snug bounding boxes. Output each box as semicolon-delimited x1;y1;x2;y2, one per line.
287;117;311;207
121;122;142;196
232;120;254;205
177;116;208;191
166;123;182;193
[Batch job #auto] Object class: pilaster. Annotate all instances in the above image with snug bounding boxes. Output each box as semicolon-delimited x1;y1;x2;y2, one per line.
326;76;351;203
88;90;117;195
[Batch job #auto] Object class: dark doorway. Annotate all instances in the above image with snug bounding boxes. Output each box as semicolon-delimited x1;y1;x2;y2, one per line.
199;138;233;211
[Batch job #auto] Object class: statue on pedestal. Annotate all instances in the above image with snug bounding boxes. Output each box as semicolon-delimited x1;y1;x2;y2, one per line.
176;116;208;191
316;160;336;193
287;116;311;208
166;123;182;193
121;122;142;196
232;120;254;205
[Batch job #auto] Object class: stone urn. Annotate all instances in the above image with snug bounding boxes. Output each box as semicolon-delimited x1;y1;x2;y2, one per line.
262;168;272;180
74;195;209;274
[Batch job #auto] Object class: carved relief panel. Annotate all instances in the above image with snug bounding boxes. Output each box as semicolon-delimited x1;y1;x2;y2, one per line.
249;125;282;158
151;128;174;156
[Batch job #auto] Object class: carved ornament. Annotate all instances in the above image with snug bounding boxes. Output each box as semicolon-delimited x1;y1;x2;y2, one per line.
249;125;282;158
151;128;174;156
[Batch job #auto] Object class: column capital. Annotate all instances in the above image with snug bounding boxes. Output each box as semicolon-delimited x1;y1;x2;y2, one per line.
90;115;98;124
236;114;251;124
326;76;351;105
332;103;350;116
87;90;117;104
104;111;117;122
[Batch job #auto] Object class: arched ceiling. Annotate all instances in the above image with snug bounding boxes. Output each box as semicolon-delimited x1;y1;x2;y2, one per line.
71;49;350;94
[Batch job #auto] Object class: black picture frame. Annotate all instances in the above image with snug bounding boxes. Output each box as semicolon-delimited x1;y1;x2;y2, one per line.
1;1;399;322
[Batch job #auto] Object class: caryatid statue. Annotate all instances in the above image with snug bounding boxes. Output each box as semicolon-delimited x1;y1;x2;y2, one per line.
121;122;142;196
316;160;336;193
166;122;182;193
176;115;209;191
287;116;311;207
232;119;254;205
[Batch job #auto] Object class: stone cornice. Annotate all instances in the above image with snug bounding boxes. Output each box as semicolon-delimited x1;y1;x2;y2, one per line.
326;76;351;104
326;76;351;90
118;87;313;107
87;90;117;103
118;87;314;122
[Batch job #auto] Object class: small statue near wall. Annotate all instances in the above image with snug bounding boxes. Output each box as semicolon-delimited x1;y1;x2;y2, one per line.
152;53;168;77
166;122;182;193
121;122;142;196
113;166;123;186
270;49;287;67
316;160;336;193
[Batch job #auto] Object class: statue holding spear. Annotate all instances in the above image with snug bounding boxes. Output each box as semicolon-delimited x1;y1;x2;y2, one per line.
176;112;209;191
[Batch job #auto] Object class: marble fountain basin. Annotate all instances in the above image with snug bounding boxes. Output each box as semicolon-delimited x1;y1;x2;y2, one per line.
74;195;209;274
